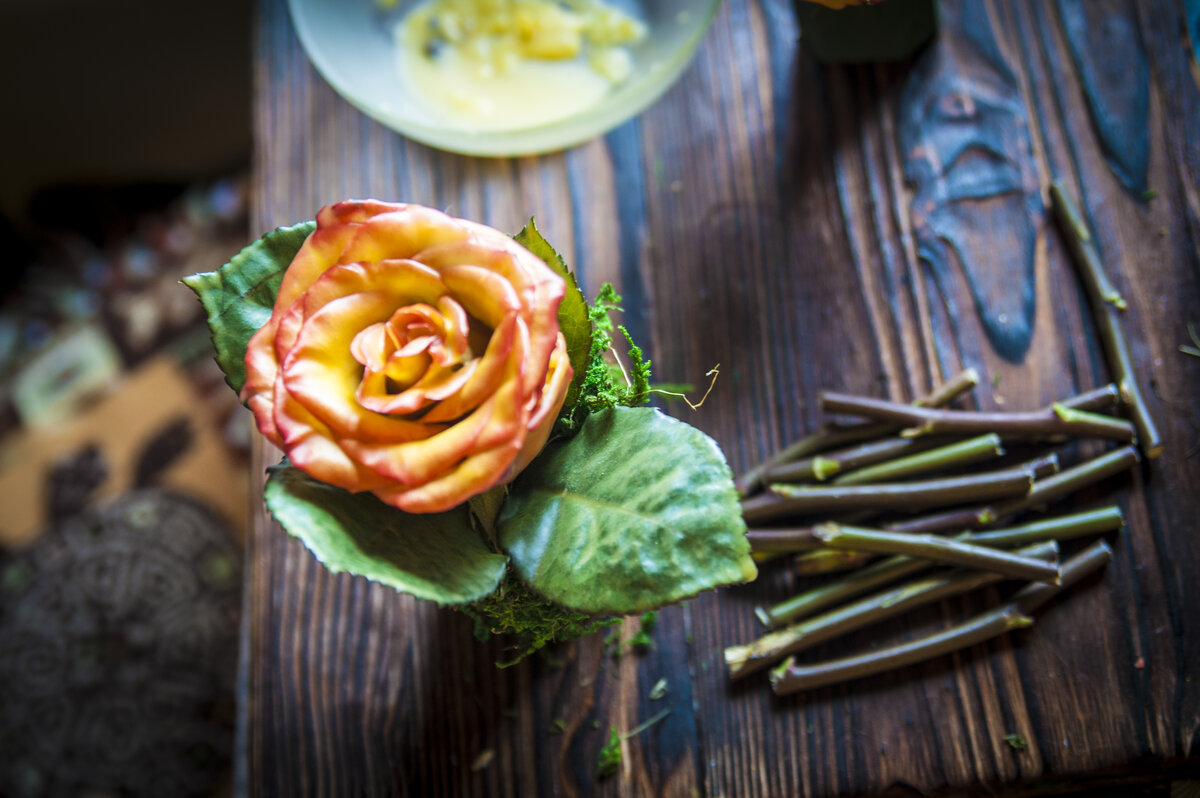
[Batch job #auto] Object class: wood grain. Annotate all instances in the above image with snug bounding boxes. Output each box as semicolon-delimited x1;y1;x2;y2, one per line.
244;0;1200;794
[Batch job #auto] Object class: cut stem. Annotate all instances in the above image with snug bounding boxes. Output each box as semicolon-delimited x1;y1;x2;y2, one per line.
743;468;1032;522
964;505;1124;547
766;436;941;484
736;369;979;496
831;433;1004;486
821;392;1135;444
812;523;1061;583
990;445;1139;518
883;446;1137;535
757;508;1122;628
792;549;874;575
727;541;1058;679
771;606;1033;695
1050;181;1163;458
769;541;1113;695
1058;383;1120;412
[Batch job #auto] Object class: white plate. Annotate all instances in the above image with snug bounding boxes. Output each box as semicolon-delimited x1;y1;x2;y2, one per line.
286;0;722;156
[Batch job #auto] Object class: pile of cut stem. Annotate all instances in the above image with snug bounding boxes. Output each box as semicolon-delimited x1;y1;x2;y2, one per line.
727;369;1138;695
726;182;1160;697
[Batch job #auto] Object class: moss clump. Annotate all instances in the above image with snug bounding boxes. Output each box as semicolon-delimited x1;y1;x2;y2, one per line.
462;572;619;667
557;283;653;433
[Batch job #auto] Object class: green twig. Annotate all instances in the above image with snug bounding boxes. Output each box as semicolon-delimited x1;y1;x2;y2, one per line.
883;446;1137;535
736;369;979;496
989;445;1139;518
1058;383;1120;412
811;523;1061;583
727;541;1058;679
742;467;1032;522
964;505;1124;547
792;549;875;575
765;436;943;484
831;433;1004;486
820;392;1135;444
768;541;1113;695
1050;181;1163;458
756;508;1122;628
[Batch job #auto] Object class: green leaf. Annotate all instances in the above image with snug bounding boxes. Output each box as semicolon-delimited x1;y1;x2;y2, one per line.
182;221;316;394
498;406;757;614
264;464;508;605
514;219;591;412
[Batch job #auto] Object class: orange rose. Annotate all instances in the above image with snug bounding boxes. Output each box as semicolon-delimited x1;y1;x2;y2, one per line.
242;200;572;513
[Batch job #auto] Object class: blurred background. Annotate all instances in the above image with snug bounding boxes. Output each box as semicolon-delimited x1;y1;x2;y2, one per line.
1;1;255;795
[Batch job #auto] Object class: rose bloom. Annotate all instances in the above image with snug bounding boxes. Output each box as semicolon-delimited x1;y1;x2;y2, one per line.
242;200;572;513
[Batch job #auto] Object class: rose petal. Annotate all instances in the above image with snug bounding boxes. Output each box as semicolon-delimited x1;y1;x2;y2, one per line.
350;322;390;371
506;332;572;479
438;263;522;330
338;206;469;264
420;313;517;424
270;372;392;492
370;439;523;513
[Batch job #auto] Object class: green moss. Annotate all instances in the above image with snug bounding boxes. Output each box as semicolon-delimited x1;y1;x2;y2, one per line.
557;284;654;433
462;571;619;667
596;726;623;778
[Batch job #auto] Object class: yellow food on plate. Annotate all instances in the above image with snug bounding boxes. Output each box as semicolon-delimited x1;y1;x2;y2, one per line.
393;0;647;132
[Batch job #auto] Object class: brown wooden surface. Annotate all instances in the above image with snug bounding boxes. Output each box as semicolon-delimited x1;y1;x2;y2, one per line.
244;0;1200;794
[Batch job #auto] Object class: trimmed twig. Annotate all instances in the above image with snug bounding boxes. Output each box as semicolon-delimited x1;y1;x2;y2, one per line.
1019;452;1061;479
769;541;1113;695
727;541;1059;679
747;528;822;553
1058;383;1120;412
749;502;1116;556
1009;539;1114;612
792;549;875;575
821;392;1135;444
883;446;1137;535
743;468;1032;523
736;369;980;496
771;606;1033;695
757;507;1122;628
919;368;984;407
757;554;932;628
832;433;1004;486
811;523;1060;583
766;436;942;484
965;505;1124;547
990;445;1139;518
1050;182;1163;458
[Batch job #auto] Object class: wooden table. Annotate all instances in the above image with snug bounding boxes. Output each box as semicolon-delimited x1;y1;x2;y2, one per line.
244;0;1200;794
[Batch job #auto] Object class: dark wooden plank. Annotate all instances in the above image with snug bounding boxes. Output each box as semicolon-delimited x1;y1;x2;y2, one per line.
244;0;1200;794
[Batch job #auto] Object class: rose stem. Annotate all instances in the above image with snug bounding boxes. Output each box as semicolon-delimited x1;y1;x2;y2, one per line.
742;468;1032;523
757;506;1122;628
820;392;1135;444
811;523;1060;583
768;541;1113;695
765;436;945;484
831;433;1004;486
1050;181;1163;458
736;368;980;496
727;541;1059;679
883;446;1137;535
